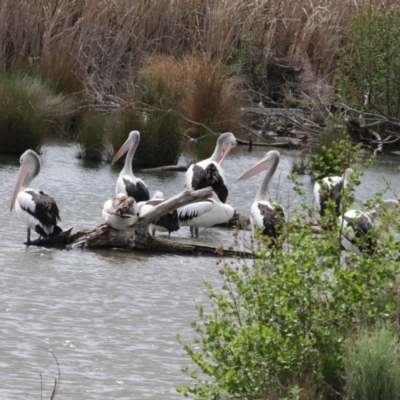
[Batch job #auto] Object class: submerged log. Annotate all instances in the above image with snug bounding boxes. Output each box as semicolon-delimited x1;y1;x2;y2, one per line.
38;187;254;258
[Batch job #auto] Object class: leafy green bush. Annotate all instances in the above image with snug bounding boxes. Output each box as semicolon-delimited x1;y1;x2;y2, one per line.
344;324;400;400
337;9;400;118
177;165;400;399
308;119;359;181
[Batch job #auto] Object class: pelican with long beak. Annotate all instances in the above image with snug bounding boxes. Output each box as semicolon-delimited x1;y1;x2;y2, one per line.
238;150;285;244
10;149;62;245
111;130;150;202
186;132;236;203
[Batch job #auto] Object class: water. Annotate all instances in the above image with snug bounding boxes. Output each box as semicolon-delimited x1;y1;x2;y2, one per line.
0;140;399;399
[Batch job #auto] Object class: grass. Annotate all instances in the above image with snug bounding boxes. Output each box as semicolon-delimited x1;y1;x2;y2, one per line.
0;73;72;155
76;111;106;161
107;107;182;168
344;324;400;400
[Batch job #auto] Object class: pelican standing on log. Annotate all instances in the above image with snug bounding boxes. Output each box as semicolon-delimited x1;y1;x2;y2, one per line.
111;130;150;202
102;193;139;230
139;191;180;238
186;132;236;203
314;168;353;218
238;150;285;243
10;149;62;245
178;197;235;238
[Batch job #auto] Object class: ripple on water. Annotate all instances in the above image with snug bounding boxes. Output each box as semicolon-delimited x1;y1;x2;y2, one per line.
0;142;399;398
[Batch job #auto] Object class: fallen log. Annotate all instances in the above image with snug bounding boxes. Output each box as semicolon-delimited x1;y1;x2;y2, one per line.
37;187;255;258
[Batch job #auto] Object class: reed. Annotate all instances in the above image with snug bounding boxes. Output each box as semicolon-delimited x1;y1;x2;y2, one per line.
139;54;245;161
344;324;400;400
76;111;106;161
107;108;182;168
1;0;397;108
0;73;71;154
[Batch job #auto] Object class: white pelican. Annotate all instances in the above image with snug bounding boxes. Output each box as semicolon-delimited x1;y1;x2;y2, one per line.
314;168;353;218
238;150;285;243
139;191;180;238
178;197;235;238
186;132;236;203
339;199;399;256
10;149;62;245
102;193;139;230
111;130;150;202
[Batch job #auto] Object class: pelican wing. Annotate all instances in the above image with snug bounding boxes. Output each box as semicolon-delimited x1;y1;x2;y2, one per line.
23;190;61;226
178;200;213;223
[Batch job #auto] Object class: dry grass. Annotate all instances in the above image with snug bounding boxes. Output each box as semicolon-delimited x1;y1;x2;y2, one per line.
1;0;399;106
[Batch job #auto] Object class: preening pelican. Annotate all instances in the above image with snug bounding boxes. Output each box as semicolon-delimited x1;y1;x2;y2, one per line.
10;149;62;245
178;197;235;238
339;199;399;256
314;168;353;218
111;130;150;202
238;150;285;243
102;193;139;230
186;132;236;203
139;191;180;238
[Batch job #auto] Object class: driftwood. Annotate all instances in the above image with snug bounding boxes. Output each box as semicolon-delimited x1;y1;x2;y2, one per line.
37;187;254;258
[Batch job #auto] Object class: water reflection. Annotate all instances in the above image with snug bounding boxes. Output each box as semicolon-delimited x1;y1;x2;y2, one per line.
0;139;399;398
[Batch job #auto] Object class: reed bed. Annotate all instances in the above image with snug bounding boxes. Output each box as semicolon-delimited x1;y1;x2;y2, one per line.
1;0;398;104
1;0;399;160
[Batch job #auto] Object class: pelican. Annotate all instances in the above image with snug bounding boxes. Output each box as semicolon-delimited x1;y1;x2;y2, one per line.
314;168;353;218
111;130;150;202
139;191;180;238
186;132;236;203
339;199;399;256
238;150;285;244
10;149;62;245
178;197;235;238
102;193;139;230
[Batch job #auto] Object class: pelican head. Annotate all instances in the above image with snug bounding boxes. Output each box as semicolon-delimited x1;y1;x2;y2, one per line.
237;150;280;181
111;130;140;165
211;132;236;164
10;149;41;211
152;191;164;200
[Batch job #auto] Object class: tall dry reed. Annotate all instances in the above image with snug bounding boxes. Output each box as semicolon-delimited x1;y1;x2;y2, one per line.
1;0;398;106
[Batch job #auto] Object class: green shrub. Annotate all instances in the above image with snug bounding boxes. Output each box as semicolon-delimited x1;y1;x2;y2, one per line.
337;9;400;119
309;119;359;181
0;73;70;155
177;164;400;399
344;324;400;400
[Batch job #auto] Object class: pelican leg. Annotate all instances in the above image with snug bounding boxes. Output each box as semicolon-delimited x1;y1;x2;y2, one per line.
152;228;156;236
190;227;194;238
194;228;199;238
168;231;171;239
24;228;40;245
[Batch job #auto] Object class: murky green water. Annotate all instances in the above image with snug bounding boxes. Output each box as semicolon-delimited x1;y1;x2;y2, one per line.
0;139;399;398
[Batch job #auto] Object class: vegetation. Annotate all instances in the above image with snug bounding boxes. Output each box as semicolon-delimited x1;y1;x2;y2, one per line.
0;73;71;154
344;324;400;400
337;9;400;119
177;146;400;399
1;1;400;163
